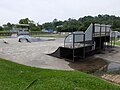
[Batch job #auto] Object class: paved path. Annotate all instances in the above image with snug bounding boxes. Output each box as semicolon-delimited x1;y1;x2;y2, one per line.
0;38;72;70
94;47;120;63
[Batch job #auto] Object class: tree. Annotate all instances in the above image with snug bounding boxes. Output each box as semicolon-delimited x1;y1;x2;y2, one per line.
19;18;30;24
2;22;12;31
0;26;3;31
1;14;120;32
42;23;54;30
52;19;63;30
112;20;120;31
61;18;82;32
36;23;42;31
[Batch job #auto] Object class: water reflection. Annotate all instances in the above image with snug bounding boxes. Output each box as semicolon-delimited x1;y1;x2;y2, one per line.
102;62;120;74
108;63;120;70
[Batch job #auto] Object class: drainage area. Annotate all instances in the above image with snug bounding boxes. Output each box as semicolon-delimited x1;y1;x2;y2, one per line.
69;57;120;74
69;57;120;84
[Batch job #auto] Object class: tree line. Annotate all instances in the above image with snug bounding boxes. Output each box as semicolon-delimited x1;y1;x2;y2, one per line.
0;14;120;32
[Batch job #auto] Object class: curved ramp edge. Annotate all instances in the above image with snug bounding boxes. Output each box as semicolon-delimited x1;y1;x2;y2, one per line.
48;47;62;58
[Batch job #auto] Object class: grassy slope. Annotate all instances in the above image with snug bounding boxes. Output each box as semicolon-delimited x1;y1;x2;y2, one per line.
0;58;120;90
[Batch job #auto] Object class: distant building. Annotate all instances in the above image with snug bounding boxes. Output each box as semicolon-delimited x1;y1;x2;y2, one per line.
11;24;29;37
42;29;54;33
111;31;120;38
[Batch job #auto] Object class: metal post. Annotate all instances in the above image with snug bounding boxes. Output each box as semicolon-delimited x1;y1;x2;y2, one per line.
92;23;95;52
73;34;75;62
100;24;102;50
83;34;85;59
114;32;116;47
92;23;95;39
104;25;107;50
92;23;95;45
111;33;113;47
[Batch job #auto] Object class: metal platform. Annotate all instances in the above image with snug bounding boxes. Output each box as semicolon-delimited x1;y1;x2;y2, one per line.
49;23;115;62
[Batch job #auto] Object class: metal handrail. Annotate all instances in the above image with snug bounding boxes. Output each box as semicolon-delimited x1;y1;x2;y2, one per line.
64;33;85;47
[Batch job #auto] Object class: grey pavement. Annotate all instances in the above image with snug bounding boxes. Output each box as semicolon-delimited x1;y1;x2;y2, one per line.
0;38;72;70
0;38;120;70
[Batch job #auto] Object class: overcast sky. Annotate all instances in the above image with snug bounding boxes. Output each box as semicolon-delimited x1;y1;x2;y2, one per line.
0;0;120;25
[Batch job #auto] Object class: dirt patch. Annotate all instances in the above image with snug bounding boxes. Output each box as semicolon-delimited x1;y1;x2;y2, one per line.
69;57;108;73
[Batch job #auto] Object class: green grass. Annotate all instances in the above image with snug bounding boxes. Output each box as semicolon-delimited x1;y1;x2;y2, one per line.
114;41;120;46
109;41;120;46
0;58;120;90
0;36;10;38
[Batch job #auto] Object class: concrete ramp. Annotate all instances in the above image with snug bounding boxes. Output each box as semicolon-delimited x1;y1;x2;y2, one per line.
48;47;62;58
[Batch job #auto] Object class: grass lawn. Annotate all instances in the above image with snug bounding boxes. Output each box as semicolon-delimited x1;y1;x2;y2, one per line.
0;36;10;38
115;41;120;46
0;58;120;90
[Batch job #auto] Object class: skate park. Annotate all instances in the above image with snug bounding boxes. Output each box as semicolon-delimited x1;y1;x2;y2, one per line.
0;23;120;72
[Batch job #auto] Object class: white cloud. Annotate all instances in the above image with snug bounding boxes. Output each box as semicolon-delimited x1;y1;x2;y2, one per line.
0;0;120;25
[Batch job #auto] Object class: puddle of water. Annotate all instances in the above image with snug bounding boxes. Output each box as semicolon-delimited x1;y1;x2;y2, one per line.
94;62;120;74
105;63;120;74
107;63;120;70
